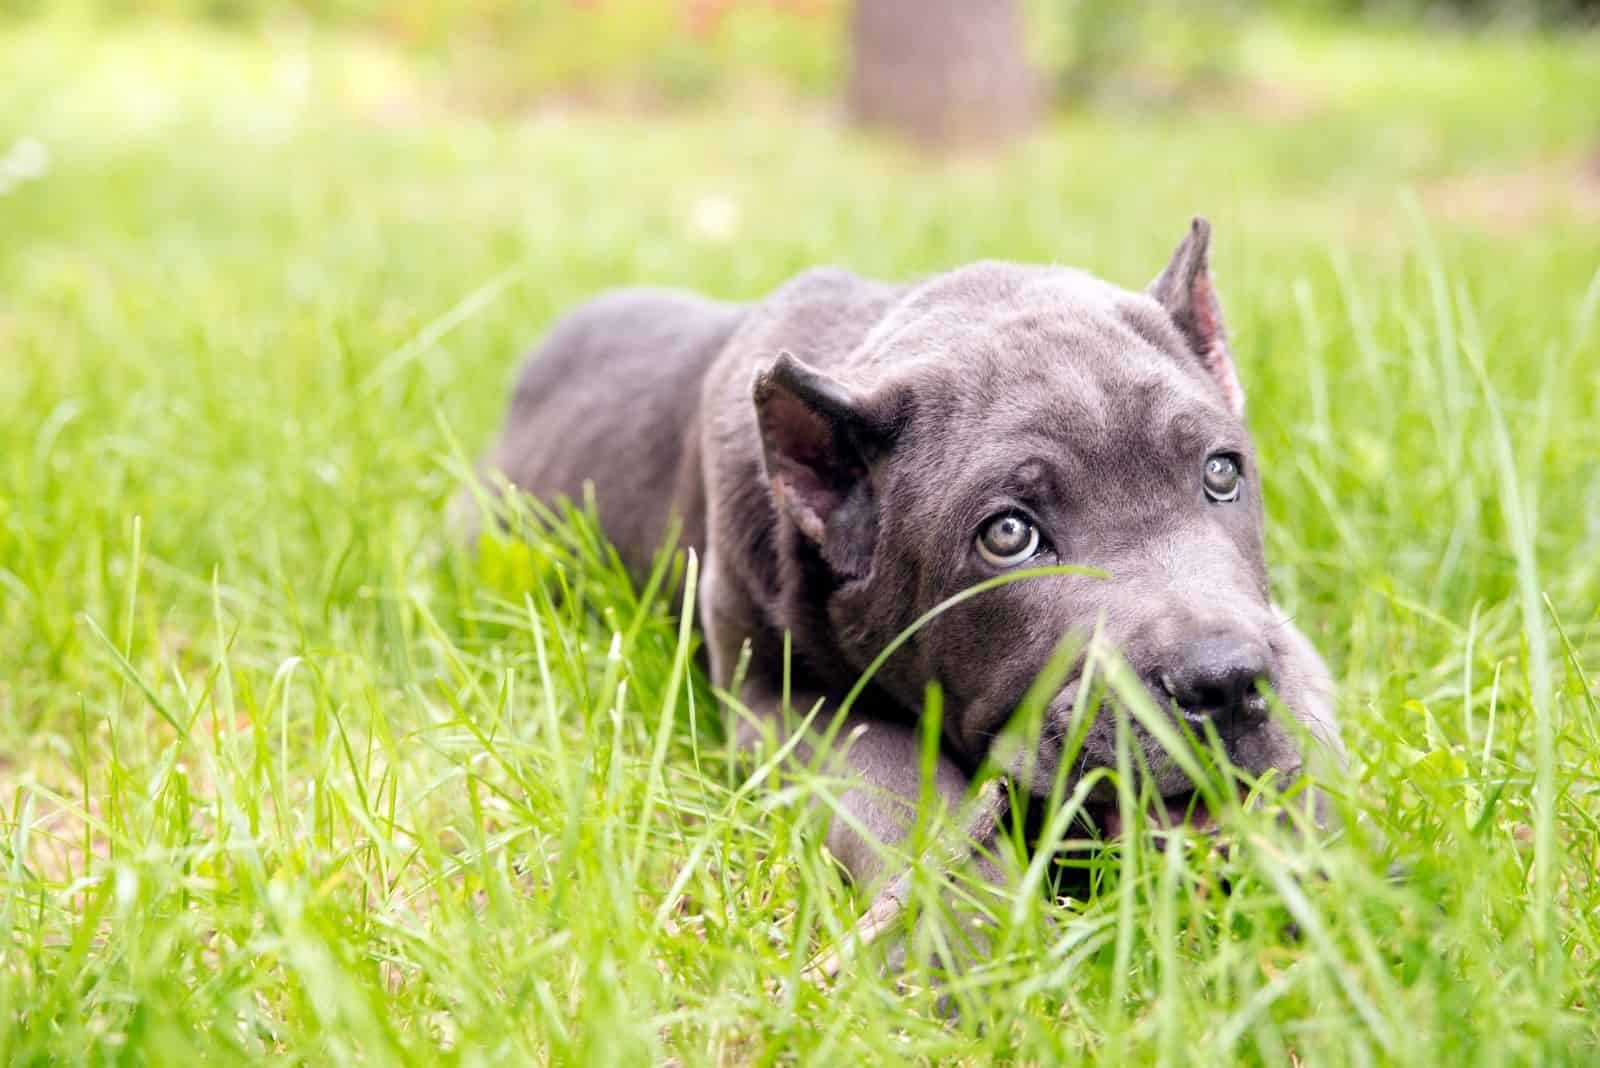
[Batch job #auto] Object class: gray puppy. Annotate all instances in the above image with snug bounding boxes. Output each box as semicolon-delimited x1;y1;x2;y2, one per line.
470;219;1342;890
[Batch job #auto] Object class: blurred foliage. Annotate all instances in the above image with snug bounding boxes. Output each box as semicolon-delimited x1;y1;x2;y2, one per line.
1040;0;1598;107
1035;1;1248;106
1287;0;1598;24
0;0;1592;110
1;1;847;106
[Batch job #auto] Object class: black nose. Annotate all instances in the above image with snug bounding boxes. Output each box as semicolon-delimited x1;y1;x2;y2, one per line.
1160;635;1272;724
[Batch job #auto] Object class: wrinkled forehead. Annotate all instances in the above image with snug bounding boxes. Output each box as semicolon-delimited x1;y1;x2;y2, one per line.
906;308;1233;445
866;262;1218;407
859;263;1165;367
886;313;1243;527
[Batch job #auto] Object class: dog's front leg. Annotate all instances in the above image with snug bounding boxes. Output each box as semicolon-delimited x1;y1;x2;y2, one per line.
702;557;1004;974
703;560;986;888
730;685;982;886
730;684;1008;980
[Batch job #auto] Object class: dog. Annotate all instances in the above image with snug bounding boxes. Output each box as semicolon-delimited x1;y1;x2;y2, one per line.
467;218;1342;891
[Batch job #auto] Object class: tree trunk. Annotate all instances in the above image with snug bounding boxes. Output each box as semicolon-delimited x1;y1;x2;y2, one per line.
848;0;1036;148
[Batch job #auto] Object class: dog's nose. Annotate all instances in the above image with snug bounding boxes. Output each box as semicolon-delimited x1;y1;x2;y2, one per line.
1159;635;1272;724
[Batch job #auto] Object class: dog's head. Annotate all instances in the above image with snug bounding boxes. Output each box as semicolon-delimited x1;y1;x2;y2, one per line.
753;220;1336;823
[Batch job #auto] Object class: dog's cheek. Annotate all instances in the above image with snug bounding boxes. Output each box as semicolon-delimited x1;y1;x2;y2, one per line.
826;571;922;700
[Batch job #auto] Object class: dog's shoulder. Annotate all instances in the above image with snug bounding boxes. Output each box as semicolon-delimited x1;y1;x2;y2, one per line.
498;285;743;423
700;265;907;476
728;266;907;375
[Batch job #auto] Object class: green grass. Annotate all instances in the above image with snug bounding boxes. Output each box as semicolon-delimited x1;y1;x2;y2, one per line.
3;10;1600;1065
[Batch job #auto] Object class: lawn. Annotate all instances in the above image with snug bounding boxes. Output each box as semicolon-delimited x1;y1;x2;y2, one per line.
2;9;1599;1065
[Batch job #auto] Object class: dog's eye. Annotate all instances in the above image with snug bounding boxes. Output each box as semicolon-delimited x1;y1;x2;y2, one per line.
976;513;1040;567
1203;454;1242;502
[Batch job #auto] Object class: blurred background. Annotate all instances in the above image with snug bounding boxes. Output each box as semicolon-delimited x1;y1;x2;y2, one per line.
4;1;1596;313
5;1;1595;146
4;1;1596;266
4;0;1597;120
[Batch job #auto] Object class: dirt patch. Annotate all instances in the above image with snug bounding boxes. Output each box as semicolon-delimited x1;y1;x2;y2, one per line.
1425;156;1600;233
2;777;106;888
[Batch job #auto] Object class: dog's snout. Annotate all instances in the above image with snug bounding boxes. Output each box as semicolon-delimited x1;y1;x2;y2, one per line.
1159;634;1272;725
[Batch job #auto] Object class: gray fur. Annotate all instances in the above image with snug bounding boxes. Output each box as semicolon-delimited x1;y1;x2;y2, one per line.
471;219;1343;888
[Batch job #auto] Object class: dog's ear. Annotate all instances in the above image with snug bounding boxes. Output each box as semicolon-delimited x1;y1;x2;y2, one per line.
753;351;894;579
1148;216;1246;416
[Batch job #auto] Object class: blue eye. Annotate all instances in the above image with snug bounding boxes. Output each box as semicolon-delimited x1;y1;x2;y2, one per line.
976;513;1039;566
1203;454;1242;502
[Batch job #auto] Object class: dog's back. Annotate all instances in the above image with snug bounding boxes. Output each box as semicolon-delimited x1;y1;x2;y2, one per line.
471;288;743;576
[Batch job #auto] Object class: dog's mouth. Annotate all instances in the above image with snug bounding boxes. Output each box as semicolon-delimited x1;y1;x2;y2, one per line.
1083;788;1224;838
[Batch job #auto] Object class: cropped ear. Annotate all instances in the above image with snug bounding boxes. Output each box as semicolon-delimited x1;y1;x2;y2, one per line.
752;351;892;579
1148;217;1245;416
